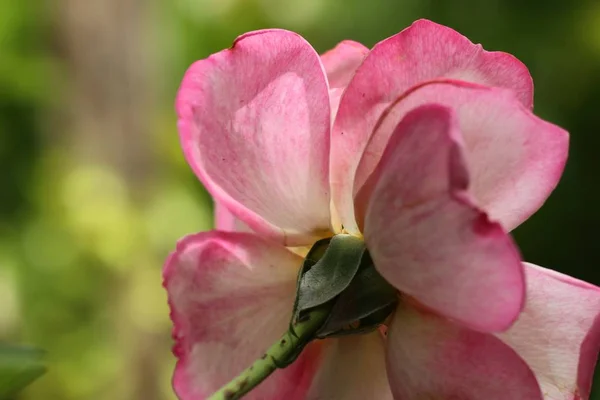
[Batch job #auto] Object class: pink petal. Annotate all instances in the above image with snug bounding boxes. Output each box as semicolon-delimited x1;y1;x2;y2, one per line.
163;231;320;399
331;19;533;234
177;29;332;246
328;87;345;123
214;201;237;231
306;334;393;399
214;201;250;232
321;41;368;121
498;263;600;399
320;40;369;89
355;80;568;232
363;105;525;332
386;303;543;399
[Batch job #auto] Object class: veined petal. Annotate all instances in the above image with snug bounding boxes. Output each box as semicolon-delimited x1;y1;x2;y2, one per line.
321;40;369;89
163;231;320;399
386;303;543;399
177;29;332;246
498;263;600;400
355;80;568;232
306;334;393;400
331;19;533;234
363;105;525;332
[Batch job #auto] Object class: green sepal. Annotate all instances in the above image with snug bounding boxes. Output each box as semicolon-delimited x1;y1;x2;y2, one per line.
290;237;332;331
0;344;46;398
315;252;398;338
294;234;365;321
317;303;397;338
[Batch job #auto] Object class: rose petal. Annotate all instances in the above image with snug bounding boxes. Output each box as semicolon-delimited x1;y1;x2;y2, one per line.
306;334;393;399
321;40;369;89
163;231;320;399
214;201;236;231
386;303;543;399
355;80;568;231
214;201;250;232
331;19;533;234
321;41;368;122
363;105;525;332
177;29;332;246
329;86;352;126
498;263;600;400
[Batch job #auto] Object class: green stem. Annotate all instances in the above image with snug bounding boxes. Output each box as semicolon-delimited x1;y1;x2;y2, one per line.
208;307;329;400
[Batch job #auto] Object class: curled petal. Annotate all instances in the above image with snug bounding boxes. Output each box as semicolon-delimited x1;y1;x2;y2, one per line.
386;303;543;399
214;201;237;231
321;40;369;89
355;80;568;231
498;263;600;400
331;19;533;234
363;105;525;332
306;333;393;400
214;201;250;232
321;41;368;121
177;29;332;246
163;231;320;399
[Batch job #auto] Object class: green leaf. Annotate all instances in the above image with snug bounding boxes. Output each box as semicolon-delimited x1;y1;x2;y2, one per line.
0;344;46;399
316;252;398;338
295;234;365;317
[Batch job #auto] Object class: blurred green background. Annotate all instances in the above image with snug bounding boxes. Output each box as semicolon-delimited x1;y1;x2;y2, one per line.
1;0;598;399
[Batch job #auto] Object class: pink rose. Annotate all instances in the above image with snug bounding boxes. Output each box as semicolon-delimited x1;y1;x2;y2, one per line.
165;19;600;399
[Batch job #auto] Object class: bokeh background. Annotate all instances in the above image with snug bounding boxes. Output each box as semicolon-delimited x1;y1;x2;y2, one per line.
1;0;599;399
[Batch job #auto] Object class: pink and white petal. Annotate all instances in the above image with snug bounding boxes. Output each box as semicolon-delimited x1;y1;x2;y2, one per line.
497;263;600;400
320;40;369;89
363;105;525;332
331;19;533;234
214;201;250;232
214;200;237;231
177;29;332;246
163;231;319;399
355;80;568;232
386;303;543;400
306;333;393;400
